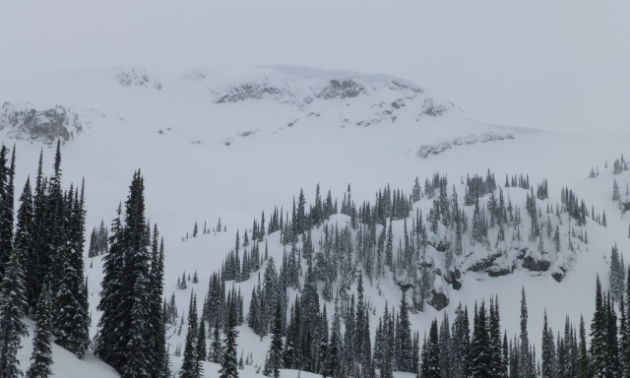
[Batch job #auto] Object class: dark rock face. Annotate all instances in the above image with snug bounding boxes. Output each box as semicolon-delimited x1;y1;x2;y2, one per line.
320;80;365;99
428;290;449;311
522;256;551;272
416;132;514;159
623;200;630;211
447;270;462;290
552;269;566;283
421;98;448;116
216;83;283;103
435;240;451;252
469;252;503;272
487;266;513;277
1;103;81;144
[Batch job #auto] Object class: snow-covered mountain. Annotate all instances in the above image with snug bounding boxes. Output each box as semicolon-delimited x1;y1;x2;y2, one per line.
1;66;629;377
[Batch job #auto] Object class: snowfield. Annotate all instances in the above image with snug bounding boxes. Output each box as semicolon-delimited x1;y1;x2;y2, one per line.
2;66;629;377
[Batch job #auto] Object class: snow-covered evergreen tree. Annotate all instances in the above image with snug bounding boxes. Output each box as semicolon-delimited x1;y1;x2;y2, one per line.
26;287;53;378
219;296;239;378
0;247;29;378
0;145;15;281
267;302;284;378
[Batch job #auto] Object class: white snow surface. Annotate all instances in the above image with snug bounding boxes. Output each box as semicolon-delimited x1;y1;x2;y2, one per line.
1;66;630;377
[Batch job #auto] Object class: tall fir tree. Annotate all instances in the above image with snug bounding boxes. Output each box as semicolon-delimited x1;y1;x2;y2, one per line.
590;276;608;378
268;301;284;378
25;287;53;378
95;171;160;377
424;319;441;378
219;296;239;378
15;177;35;308
0;247;29;378
0;145;16;280
541;310;556;378
180;292;199;378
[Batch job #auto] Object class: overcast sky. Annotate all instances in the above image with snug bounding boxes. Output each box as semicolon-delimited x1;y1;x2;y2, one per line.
2;0;629;136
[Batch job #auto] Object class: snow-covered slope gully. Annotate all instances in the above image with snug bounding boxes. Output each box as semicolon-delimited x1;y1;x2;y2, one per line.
1;66;630;377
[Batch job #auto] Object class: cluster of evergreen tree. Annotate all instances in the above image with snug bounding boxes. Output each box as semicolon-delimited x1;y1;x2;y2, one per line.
0;142;90;378
560;187;588;227
94;170;170;378
257;275;390;378
221;233;263;283
465;170;498;205
88;219;109;257
612;154;629;175
505;173;531;190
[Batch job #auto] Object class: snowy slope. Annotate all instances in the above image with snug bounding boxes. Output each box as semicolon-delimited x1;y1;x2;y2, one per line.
2;66;630;376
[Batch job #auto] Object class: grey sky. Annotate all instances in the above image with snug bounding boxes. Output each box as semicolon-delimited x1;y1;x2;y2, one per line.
1;0;629;135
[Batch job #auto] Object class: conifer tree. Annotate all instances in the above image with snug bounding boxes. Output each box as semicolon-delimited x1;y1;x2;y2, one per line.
95;171;158;377
471;301;490;378
326;299;343;378
438;313;452;378
0;247;29;378
180;292;199;378
0;146;15;281
209;318;223;363
195;317;206;377
590;276;608;378
519;287;532;378
26;287;53;378
488;297;504;378
541;310;556;378
268;302;284;378
219;296;239;378
451;304;470;378
578;315;589;378
620;268;630;378
15;177;35;307
424;319;440;378
610;245;624;302
398;291;413;372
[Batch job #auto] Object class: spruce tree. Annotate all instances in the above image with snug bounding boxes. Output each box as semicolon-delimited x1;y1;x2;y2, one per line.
439;313;452;378
196;319;207;370
180;292;198;378
519;288;532;378
471;301;490;378
318;305;329;377
219;297;239;378
26;287;53;378
326;299;342;378
541;310;556;378
268;301;284;378
398;291;413;372
590;276;607;378
621;268;630;378
0;248;29;378
0;146;15;281
451;304;470;378
579;315;589;378
95;171;157;377
15;177;35;308
610;245;624;302
209;318;223;363
424;319;441;378
95;203;125;367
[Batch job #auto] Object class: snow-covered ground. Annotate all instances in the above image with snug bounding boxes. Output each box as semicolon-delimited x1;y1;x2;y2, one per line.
2;66;629;376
